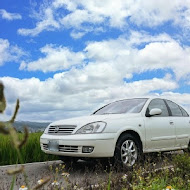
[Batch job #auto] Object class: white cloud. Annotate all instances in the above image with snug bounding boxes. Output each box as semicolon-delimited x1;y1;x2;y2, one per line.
70;31;86;39
0;38;25;66
19;31;190;80
18;8;59;36
0;9;22;20
0;74;179;122
1;32;189;121
60;9;104;29
20;44;85;72
84;32;190;80
17;0;190;38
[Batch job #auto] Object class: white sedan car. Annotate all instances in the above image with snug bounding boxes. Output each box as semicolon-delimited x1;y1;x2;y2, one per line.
40;98;190;167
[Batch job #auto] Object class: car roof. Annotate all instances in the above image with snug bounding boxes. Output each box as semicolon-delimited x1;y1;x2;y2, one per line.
110;97;179;105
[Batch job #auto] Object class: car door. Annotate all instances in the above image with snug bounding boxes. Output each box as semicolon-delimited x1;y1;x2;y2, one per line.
144;98;176;150
165;100;190;148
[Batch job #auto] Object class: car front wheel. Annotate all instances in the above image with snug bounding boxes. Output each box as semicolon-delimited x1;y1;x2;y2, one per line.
184;141;190;153
59;156;78;164
114;134;142;168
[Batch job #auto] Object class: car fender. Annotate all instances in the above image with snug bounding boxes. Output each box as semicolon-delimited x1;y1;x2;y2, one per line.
113;126;145;150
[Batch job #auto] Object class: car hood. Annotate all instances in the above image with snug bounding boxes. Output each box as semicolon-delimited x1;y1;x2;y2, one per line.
50;113;140;128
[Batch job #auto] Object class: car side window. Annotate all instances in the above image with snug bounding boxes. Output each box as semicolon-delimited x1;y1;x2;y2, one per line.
165;100;183;117
179;106;189;117
147;99;169;117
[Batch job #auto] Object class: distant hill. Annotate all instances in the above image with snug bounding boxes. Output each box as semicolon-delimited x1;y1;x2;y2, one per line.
13;121;50;133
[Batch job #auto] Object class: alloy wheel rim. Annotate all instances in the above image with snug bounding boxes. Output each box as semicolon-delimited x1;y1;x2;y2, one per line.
121;140;138;166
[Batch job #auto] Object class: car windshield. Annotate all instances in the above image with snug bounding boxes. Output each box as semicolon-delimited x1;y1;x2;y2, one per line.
93;98;148;115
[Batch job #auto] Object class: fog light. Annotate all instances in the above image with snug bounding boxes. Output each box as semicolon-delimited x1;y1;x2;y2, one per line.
82;146;94;153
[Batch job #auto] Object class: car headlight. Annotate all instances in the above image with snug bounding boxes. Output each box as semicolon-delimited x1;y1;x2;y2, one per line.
75;121;107;134
44;125;50;134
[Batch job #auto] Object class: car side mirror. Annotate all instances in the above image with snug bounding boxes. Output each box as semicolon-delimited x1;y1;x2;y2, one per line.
148;108;162;117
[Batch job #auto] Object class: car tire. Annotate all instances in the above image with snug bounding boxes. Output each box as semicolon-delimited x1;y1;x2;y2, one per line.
59;156;78;164
184;141;190;153
114;134;142;169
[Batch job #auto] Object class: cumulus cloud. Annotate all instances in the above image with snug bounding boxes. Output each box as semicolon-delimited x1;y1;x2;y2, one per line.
18;8;59;36
1;2;190;122
2;31;189;121
21;31;189;79
70;31;86;39
60;9;104;29
0;38;26;66
17;0;190;38
20;44;85;72
0;9;22;20
84;32;190;80
0;74;179;121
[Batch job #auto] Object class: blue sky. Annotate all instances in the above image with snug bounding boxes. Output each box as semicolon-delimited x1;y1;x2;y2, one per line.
1;0;190;121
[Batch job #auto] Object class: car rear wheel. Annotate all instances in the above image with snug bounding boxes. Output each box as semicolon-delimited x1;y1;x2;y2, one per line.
114;134;142;168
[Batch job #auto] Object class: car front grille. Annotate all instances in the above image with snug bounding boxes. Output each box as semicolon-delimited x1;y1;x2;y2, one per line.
59;145;78;152
42;144;79;153
48;125;76;135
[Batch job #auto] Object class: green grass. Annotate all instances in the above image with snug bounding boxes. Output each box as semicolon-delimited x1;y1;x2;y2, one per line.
0;132;58;165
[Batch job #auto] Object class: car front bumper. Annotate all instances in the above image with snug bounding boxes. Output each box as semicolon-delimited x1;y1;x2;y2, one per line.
40;133;116;157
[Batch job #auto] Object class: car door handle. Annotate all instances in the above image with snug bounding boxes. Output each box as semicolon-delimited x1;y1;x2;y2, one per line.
169;121;174;125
